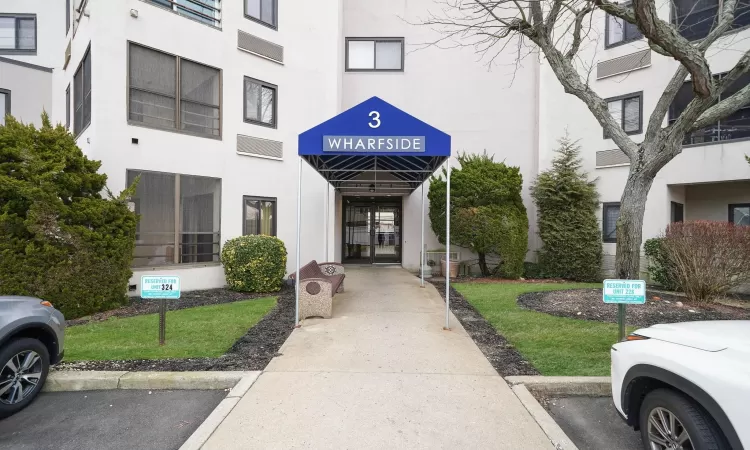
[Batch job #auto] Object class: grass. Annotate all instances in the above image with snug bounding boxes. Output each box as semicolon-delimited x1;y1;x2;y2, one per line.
65;297;276;361
455;282;633;376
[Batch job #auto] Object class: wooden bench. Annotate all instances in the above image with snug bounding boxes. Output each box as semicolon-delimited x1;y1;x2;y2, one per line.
289;260;345;319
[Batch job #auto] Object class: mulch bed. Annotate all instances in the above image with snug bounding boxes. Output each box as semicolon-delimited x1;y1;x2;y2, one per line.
429;280;540;377
55;286;296;372
518;288;750;327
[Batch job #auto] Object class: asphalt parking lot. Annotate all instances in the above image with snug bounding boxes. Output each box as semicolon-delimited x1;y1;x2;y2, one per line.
0;390;224;450
546;396;642;450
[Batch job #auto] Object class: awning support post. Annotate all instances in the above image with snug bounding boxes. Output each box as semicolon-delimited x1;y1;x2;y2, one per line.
445;159;451;330
324;183;329;261
420;182;425;288
294;157;302;327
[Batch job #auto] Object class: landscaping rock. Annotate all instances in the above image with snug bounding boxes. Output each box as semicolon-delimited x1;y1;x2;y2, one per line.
518;288;750;327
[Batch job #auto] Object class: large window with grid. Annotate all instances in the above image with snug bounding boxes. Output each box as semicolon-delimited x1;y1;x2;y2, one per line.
128;42;221;138
73;46;92;136
127;170;222;267
0;14;36;53
672;0;750;41
669;72;750;145
603;203;621;243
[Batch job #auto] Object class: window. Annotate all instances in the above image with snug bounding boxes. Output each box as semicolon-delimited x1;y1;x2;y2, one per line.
243;196;276;236
73;45;91;135
603;203;621;242
605;92;642;137
146;0;221;27
346;38;404;71
671;202;684;223
0;14;36;53
128;42;221;138
672;0;750;41
605;11;642;47
65;85;70;130
244;77;276;127
669;72;750;145
245;0;277;29
0;89;10;125
730;204;750;226
127;170;221;267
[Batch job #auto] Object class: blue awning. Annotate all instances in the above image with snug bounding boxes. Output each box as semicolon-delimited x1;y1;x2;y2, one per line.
298;97;451;193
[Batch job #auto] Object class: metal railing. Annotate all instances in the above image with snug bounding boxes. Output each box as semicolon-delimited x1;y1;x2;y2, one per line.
145;0;221;28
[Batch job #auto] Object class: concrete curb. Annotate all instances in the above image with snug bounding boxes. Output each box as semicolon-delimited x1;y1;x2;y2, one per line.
506;376;611;397
179;372;262;450
44;370;257;392
512;384;578;450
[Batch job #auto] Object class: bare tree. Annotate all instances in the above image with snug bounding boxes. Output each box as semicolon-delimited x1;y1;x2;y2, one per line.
422;0;750;280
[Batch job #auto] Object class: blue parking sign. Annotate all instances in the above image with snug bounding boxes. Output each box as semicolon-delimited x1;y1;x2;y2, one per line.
140;276;181;299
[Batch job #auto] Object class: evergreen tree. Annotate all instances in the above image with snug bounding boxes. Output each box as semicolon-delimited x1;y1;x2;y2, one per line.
531;136;602;281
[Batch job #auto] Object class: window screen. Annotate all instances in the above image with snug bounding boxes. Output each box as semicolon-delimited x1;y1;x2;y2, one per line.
180;59;220;136
603;203;621;242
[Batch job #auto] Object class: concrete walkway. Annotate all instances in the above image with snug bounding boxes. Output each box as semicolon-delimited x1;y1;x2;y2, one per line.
202;267;554;449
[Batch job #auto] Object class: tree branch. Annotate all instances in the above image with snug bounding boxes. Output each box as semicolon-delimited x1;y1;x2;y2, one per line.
692;74;750;131
566;4;595;59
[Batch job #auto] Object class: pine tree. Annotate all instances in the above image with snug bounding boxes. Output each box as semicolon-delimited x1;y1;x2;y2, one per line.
530;135;602;281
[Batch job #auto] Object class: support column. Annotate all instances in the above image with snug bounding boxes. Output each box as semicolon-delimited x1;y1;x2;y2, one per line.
324;183;329;261
445;160;451;330
295;157;302;327
420;182;425;288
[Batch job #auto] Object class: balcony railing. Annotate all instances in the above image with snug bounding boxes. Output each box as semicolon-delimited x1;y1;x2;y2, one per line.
145;0;221;28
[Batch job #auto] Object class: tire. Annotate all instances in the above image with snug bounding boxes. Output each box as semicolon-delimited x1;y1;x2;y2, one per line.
639;388;729;450
0;338;50;419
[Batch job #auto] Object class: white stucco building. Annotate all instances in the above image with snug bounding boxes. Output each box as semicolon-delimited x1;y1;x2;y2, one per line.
3;0;749;293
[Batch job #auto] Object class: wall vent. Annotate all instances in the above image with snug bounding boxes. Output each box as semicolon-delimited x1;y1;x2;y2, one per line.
596;149;630;167
237;134;283;160
238;30;283;64
597;49;651;79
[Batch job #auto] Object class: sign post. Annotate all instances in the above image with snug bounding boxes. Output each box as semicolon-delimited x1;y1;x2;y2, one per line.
603;279;646;341
140;276;181;345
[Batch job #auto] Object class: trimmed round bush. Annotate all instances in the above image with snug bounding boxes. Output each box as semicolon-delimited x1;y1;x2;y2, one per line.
222;235;287;293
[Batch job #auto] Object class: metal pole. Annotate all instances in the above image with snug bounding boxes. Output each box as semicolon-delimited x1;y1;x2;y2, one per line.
618;304;626;342
420;182;425;288
324;183;329;261
445;160;451;330
295;157;302;327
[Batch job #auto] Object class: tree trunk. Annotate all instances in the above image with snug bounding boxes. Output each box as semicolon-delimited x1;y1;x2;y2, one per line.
615;172;655;280
478;252;490;277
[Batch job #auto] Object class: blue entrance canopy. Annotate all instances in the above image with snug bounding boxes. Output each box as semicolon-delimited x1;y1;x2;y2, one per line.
298;97;451;193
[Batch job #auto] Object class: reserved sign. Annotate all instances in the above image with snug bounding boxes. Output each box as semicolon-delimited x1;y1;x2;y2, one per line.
323;135;425;152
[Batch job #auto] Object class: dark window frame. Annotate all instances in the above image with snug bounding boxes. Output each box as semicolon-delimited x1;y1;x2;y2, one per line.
0;14;37;54
671;201;684;223
604;5;643;48
243;76;277;129
244;0;278;30
345;37;405;72
729;203;750;225
604;91;643;138
65;84;70;129
671;0;750;41
73;44;91;137
0;88;10;124
126;168;222;267
66;0;70;35
603;202;621;243
127;41;223;140
242;195;277;236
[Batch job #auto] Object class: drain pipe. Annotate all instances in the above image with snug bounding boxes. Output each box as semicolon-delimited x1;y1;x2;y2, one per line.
420;182;425;288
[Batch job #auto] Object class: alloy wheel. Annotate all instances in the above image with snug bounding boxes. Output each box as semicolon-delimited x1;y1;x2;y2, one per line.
0;351;43;405
647;406;693;450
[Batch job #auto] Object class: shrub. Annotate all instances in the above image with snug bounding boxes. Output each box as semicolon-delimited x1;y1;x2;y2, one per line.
428;152;528;277
530;135;602;282
0;115;138;319
661;221;750;302
222;235;287;292
643;237;679;291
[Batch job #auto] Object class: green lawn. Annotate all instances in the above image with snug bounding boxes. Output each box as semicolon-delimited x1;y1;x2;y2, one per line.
455;282;631;376
65;297;276;361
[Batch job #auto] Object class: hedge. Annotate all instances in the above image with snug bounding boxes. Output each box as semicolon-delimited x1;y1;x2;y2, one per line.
221;235;287;293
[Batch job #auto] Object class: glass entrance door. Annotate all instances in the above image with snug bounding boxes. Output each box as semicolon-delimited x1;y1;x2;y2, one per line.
343;198;402;264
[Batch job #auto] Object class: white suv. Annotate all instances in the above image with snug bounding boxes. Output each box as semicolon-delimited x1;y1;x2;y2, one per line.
611;321;749;450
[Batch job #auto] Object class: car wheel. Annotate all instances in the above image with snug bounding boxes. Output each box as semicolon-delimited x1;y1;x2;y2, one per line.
639;388;728;450
0;338;50;419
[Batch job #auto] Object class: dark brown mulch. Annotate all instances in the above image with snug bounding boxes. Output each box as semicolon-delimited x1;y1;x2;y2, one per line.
66;288;279;326
55;286;295;372
518;288;750;328
429;279;540;377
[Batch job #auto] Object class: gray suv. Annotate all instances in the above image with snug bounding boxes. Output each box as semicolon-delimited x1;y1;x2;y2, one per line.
0;296;65;419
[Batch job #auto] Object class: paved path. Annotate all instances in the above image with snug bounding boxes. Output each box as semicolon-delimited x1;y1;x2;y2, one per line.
203;267;553;449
